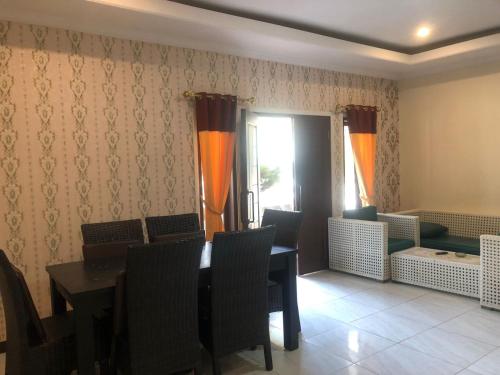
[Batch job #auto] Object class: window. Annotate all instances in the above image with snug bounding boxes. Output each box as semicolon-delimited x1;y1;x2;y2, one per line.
344;125;358;210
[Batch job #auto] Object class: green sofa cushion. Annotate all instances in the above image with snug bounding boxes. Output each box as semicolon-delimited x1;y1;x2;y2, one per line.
343;206;378;221
420;221;448;238
388;238;415;255
421;234;480;256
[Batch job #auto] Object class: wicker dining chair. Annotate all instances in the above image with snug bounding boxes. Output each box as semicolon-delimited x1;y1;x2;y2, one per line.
82;240;143;262
261;209;303;314
111;238;205;375
145;213;200;242
261;209;303;249
199;226;276;375
150;230;206;244
0;249;77;374
81;219;144;245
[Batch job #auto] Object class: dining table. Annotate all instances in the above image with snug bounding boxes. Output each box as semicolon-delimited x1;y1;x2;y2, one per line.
46;243;300;375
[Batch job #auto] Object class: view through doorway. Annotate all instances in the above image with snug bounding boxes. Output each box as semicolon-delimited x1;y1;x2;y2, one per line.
248;116;295;227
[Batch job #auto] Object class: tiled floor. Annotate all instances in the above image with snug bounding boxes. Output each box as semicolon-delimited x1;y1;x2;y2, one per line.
2;270;500;374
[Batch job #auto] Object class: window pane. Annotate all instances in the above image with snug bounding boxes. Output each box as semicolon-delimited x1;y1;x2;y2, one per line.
344;126;357;210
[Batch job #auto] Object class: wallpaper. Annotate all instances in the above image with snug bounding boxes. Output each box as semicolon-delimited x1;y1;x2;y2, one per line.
0;20;399;339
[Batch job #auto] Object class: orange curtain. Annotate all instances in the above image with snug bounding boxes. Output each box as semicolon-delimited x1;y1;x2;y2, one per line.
345;106;377;207
195;93;237;240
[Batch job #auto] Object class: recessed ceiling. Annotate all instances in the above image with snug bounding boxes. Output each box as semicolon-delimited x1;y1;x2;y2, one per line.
171;0;500;53
2;0;500;79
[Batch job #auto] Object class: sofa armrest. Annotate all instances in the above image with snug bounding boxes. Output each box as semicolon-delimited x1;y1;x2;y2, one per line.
328;217;388;256
480;235;500;309
377;213;420;246
481;235;500;255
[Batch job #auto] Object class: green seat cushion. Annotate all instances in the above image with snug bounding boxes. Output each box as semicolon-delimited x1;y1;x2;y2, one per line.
421;234;480;256
343;206;378;221
388;238;415;255
420;221;448;238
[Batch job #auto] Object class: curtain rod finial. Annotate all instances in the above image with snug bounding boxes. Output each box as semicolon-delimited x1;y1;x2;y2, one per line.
183;90;196;98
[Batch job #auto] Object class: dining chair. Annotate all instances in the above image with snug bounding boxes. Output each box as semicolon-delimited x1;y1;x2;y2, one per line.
82;240;143;262
199;226;276;375
111;238;205;375
81;219;144;245
261;209;303;314
0;249;77;374
150;230;206;243
145;213;200;242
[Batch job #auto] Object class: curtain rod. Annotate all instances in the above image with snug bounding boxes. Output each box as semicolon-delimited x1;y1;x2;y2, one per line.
183;90;256;105
335;104;380;114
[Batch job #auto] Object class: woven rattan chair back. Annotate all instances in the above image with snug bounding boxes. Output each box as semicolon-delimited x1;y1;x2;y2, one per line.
124;239;204;374
145;213;200;241
81;219;144;245
82;240;143;262
149;230;206;244
0;250;46;371
209;226;276;357
261;209;303;249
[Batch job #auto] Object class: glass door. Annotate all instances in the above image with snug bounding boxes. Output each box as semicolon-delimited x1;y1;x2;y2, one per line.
247;121;260;228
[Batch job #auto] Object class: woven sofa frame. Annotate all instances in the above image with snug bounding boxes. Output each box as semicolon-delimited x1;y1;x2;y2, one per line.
398;209;500;239
400;209;500;309
328;213;419;281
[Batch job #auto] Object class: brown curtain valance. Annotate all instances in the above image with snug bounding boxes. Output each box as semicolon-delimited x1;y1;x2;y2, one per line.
195;92;237;132
343;105;377;134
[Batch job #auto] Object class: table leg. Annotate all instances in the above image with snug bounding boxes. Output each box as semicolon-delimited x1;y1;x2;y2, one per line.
74;306;97;375
282;253;299;350
50;278;66;315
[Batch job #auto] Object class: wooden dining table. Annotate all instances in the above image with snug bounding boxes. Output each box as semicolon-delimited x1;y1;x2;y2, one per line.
46;243;300;375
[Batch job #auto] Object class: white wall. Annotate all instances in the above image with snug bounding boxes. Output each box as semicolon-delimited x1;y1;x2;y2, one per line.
399;63;500;215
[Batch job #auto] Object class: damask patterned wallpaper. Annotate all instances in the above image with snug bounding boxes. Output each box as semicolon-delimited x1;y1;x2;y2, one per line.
0;20;399;338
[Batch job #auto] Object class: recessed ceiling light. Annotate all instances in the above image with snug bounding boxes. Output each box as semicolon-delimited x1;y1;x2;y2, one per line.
416;26;431;38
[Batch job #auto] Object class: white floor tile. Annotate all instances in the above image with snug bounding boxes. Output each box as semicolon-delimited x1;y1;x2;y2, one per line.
439;308;500;346
278;341;353;375
343;287;420;310
352;311;432;342
371;281;429;296
457;370;483;375
306;324;395;362
302;272;378;299
468;348;500;375
298;308;350;339
335;364;377;375
401;327;495;367
387;291;477;326
358;344;462;375
311;298;379;323
297;277;338;308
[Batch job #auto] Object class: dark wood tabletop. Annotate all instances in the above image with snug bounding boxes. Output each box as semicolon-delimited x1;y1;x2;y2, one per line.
46;243;300;375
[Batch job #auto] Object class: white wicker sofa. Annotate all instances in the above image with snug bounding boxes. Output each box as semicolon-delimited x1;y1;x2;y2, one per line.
400;210;500;309
328;213;419;281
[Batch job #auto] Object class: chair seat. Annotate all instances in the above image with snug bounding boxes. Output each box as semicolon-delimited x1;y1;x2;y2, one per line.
421;235;480;255
388;238;415;255
41;312;74;342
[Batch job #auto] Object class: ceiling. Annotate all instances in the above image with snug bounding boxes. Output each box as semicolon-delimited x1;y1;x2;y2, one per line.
172;0;500;53
2;0;500;79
